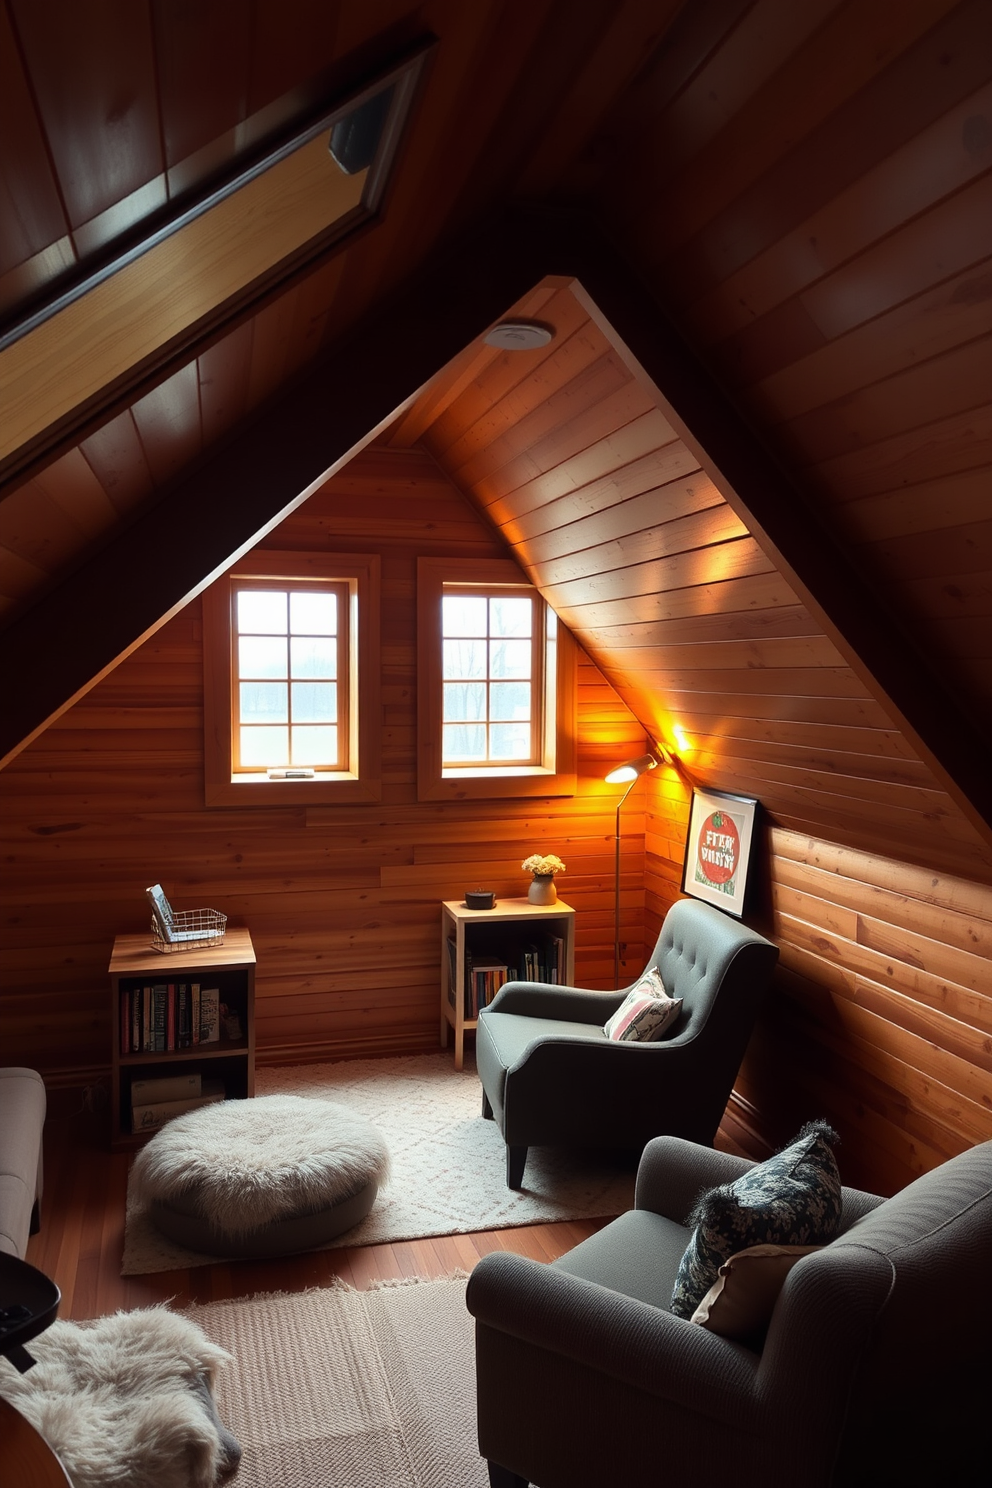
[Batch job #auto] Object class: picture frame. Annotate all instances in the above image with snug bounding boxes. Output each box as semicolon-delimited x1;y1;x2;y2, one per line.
680;788;760;919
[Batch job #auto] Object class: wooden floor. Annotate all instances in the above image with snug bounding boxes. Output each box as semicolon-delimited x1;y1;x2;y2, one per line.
25;1096;763;1320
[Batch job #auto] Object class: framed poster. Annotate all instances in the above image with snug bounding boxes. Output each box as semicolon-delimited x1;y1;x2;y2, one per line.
681;788;759;919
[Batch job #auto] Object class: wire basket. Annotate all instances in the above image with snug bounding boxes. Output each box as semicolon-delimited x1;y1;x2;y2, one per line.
151;907;227;954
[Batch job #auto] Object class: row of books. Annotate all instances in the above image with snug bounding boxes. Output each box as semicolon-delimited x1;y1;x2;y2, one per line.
446;931;567;1019
120;982;222;1054
129;1071;226;1132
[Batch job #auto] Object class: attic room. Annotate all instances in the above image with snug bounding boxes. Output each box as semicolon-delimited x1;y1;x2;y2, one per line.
0;2;990;1486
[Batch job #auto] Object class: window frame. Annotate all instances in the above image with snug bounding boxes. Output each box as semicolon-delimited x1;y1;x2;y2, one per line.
417;557;576;802
204;550;381;805
441;583;544;769
231;578;350;775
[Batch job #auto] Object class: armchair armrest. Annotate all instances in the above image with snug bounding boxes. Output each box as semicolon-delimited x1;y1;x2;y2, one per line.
484;980;622;1023
635;1136;756;1223
467;1251;760;1424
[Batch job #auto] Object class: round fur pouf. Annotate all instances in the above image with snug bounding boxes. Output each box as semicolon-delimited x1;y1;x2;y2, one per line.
130;1095;390;1259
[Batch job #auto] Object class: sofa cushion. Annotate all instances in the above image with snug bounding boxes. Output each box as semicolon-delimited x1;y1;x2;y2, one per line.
670;1120;842;1318
690;1242;822;1340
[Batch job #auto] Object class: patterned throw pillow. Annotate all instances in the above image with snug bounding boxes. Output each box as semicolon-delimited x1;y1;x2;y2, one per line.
670;1121;842;1319
603;969;682;1043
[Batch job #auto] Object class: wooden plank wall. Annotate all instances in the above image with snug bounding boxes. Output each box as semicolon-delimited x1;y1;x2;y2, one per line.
742;828;992;1195
0;446;647;1084
643;776;992;1196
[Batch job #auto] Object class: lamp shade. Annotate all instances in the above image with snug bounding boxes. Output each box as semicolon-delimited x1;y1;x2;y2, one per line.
604;753;657;785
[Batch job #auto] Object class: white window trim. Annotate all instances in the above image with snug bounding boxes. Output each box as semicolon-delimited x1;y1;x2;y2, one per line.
203;549;381;805
417;556;576;802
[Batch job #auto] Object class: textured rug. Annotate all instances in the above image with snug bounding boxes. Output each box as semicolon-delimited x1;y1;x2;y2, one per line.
122;1051;634;1274
185;1275;485;1488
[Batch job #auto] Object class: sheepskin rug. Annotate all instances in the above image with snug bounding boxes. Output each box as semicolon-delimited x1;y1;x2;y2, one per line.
0;1307;241;1488
130;1095;390;1237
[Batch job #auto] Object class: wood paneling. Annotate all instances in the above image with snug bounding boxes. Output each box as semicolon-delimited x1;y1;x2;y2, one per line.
1;0;990;1225
736;828;992;1195
592;0;992;751
0;447;647;1079
416;284;991;883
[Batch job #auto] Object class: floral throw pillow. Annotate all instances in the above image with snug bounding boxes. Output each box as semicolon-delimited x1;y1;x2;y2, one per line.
604;969;682;1042
670;1121;842;1319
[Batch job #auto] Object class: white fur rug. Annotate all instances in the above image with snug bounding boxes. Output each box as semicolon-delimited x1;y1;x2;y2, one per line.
122;1052;634;1274
0;1308;239;1488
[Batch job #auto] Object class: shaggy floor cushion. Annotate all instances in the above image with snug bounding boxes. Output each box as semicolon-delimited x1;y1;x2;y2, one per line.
130;1094;390;1258
0;1307;241;1488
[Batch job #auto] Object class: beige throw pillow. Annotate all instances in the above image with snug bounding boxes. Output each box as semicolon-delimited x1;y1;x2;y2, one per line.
690;1243;822;1340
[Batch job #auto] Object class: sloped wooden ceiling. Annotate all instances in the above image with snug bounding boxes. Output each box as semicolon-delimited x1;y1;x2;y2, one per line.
1;0;990;886
388;279;992;886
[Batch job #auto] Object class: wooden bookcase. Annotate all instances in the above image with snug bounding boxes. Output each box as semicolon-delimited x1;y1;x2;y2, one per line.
440;897;576;1071
108;926;256;1149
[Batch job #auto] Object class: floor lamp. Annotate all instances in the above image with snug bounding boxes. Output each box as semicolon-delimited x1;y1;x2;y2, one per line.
604;752;658;989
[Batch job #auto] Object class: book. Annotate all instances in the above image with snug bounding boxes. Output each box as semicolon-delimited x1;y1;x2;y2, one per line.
145;882;176;942
131;1080;225;1132
469;956;507;1017
130;1072;202;1105
151;983;168;1051
199;986;220;1043
142;985;152;1051
191;982;201;1044
177;983;190;1048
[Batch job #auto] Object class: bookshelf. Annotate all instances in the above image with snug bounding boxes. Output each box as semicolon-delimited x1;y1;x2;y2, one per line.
440;897;576;1071
107;926;255;1149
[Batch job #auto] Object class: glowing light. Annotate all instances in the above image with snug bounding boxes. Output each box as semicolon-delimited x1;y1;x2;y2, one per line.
604;752;657;785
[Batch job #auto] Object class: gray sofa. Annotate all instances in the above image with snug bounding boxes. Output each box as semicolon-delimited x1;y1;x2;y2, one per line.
467;1133;992;1488
0;1068;46;1258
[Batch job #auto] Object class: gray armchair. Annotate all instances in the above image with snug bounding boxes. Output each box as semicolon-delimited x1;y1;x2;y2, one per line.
467;1134;992;1488
476;898;778;1187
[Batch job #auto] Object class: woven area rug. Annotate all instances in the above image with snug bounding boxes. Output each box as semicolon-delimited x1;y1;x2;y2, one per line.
122;1051;634;1274
186;1275;486;1488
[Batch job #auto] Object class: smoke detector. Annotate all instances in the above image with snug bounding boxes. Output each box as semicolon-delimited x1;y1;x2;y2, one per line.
484;320;554;350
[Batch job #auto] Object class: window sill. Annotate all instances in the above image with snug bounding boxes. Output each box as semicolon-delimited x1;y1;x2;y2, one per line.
205;774;381;806
419;770;576;802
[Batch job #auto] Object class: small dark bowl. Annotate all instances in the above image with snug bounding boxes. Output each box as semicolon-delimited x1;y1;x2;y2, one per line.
464;889;495;910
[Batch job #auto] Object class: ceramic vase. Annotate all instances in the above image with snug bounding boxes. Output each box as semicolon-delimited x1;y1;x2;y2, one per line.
528;873;557;905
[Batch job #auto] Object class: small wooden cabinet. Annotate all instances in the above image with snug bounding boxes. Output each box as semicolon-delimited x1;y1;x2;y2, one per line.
440;897;576;1071
108;927;255;1149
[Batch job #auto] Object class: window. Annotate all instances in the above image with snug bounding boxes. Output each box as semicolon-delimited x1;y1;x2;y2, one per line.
418;557;576;801
203;551;380;805
233;583;347;775
441;588;542;767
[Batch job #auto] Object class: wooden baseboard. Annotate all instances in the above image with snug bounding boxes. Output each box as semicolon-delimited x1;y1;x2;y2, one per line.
257;1029;441;1067
726;1089;776;1158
